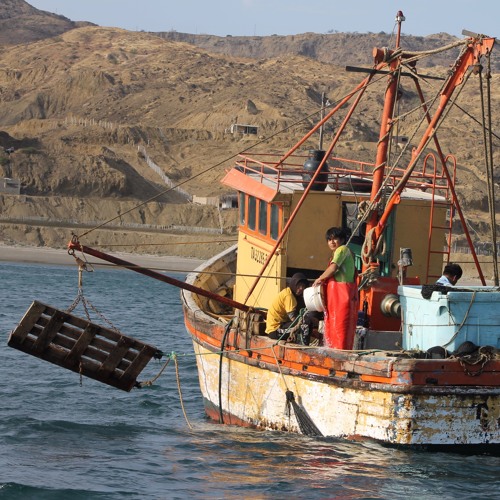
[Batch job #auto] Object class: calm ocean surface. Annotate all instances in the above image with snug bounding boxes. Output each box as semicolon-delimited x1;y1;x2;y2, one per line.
1;260;500;499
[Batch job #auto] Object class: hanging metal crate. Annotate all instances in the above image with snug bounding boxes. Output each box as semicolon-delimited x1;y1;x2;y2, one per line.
8;301;160;392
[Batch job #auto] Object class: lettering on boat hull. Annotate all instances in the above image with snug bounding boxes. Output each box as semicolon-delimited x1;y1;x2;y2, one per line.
250;246;269;265
476;396;500;432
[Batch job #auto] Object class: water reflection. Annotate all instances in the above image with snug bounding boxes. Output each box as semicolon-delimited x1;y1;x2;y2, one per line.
160;423;500;499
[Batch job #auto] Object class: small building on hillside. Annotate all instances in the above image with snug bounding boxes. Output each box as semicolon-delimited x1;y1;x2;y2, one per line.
229;124;258;135
392;135;409;149
192;194;238;209
0;177;20;195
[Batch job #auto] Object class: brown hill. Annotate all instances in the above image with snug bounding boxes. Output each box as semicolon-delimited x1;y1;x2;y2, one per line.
160;31;476;69
0;2;498;260
0;0;93;46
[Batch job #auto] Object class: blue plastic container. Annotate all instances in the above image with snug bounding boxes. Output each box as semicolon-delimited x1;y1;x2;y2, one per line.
398;285;500;351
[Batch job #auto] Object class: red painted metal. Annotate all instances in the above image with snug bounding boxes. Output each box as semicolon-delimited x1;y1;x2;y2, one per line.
413;79;486;284
221;168;278;203
363;32;495;275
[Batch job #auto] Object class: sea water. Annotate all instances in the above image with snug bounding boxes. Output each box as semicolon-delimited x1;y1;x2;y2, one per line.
1;261;500;499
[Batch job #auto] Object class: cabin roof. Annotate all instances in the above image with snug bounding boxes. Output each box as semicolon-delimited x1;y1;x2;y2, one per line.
221;153;449;202
222;168;446;202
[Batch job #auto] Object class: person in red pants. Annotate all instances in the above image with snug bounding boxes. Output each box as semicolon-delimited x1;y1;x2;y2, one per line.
312;227;358;349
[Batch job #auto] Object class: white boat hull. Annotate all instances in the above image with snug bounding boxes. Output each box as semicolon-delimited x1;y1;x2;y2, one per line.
191;340;500;447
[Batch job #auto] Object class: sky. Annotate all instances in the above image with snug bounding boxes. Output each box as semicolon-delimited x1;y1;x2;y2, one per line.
27;0;499;39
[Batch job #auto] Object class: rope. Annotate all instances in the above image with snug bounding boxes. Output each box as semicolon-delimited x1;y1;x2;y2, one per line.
351;40;475;265
358;267;380;291
273;309;306;343
135;351;192;428
285;310;307;343
452;346;495;377
395;39;468;65
218;319;234;424
441;291;477;348
137;355;171;388
361;227;387;266
173;354;193;430
479;55;499;285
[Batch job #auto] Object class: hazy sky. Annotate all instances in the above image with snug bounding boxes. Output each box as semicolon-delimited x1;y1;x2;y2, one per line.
27;0;499;39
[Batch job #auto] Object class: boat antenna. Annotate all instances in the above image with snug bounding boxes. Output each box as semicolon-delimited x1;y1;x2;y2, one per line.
319;92;326;150
395;10;405;49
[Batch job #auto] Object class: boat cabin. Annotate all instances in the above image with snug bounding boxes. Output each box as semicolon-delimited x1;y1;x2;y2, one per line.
222;149;450;316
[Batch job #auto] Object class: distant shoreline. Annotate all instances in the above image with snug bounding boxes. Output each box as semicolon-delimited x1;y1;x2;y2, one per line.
0;243;490;285
0;244;204;273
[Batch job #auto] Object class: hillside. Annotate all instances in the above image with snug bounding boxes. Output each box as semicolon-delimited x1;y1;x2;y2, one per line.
0;0;498;260
160;31;479;69
0;0;93;45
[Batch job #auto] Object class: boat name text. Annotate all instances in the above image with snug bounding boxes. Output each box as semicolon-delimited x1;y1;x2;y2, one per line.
250;246;269;265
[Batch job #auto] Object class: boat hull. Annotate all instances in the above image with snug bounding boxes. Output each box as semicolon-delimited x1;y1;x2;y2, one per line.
188;331;500;448
182;246;500;449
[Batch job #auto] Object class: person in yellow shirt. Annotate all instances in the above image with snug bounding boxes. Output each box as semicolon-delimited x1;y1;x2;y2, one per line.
265;273;309;341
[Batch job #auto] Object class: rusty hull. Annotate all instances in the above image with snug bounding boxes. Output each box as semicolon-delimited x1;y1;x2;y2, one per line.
183;308;500;448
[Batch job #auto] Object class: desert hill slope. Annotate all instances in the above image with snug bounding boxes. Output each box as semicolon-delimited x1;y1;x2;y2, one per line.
0;1;498;260
0;0;93;46
161;30;495;70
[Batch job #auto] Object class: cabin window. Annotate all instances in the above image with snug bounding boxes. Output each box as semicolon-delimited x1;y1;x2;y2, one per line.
239;195;280;241
239;192;245;225
342;202;365;244
270;204;279;240
248;196;256;230
258;200;267;235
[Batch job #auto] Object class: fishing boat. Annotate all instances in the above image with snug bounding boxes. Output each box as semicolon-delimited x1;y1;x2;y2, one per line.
8;12;500;451
179;14;500;450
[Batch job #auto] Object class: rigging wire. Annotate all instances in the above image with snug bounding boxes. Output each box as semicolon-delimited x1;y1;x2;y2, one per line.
347;61;453;249
478;54;499;285
75;36;495;283
401;60;500;143
485;54;499;285
218;319;234;424
348;39;492;273
73;62;419;242
90;239;238;248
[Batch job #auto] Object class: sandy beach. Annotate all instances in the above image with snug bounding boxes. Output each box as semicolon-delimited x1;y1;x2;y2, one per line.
0;244;204;273
0;243;490;285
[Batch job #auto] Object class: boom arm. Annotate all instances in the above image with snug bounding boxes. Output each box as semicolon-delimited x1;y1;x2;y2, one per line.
67;238;251;313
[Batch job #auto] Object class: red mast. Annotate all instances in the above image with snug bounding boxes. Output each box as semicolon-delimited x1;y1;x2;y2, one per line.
362;11;405;274
362;12;495;276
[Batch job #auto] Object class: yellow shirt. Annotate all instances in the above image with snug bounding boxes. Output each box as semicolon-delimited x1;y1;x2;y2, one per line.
265;287;297;334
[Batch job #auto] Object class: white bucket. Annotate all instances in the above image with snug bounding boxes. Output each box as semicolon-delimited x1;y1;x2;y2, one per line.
304;285;325;312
